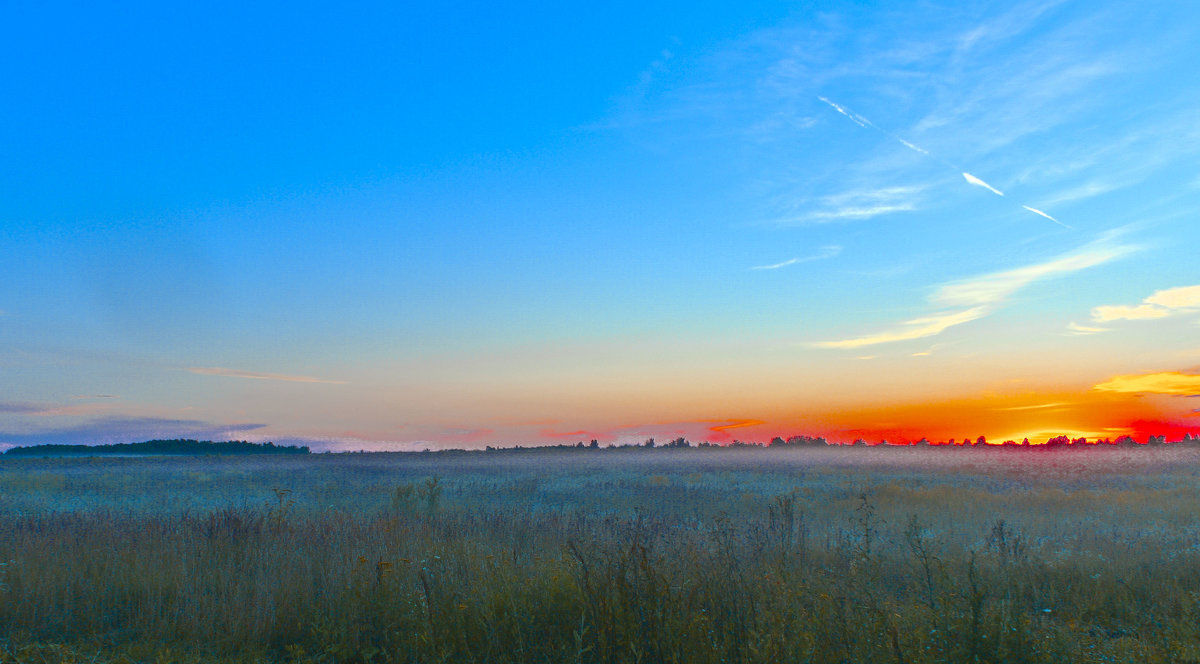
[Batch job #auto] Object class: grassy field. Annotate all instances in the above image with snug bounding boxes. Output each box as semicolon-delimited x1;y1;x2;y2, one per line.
2;445;1200;663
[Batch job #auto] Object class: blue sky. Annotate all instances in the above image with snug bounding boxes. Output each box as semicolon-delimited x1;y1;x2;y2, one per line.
3;1;1200;450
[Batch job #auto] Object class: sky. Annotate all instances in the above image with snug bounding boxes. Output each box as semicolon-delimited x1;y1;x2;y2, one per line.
3;1;1200;451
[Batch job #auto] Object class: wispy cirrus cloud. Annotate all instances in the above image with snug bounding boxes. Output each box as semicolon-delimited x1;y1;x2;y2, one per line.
995;401;1071;411
188;367;347;385
1093;371;1200;396
751;245;842;270
816;233;1136;348
806;204;915;222
815;94;1073;229
753;2;1199;238
1066;322;1109;335
622;0;1200;236
1033;181;1119;207
814;307;988;349
933;234;1136;308
1090;284;1200;322
776;186;921;225
1092;304;1170;322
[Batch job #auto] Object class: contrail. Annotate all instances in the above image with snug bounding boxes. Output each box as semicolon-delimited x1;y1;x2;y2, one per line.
817;96;869;128
751;245;842;270
818;96;1072;229
1022;205;1070;229
751;257;800;270
962;172;1004;196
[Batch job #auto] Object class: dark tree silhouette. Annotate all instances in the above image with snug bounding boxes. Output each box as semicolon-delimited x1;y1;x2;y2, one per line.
4;439;309;457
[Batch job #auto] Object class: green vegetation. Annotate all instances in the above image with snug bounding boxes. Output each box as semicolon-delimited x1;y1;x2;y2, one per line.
2;439;310;458
2;446;1200;662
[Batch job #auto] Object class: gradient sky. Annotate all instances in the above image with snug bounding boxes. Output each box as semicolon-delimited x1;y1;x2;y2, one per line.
3;1;1200;451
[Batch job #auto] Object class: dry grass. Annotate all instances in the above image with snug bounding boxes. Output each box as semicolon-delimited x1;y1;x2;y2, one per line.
2;446;1200;662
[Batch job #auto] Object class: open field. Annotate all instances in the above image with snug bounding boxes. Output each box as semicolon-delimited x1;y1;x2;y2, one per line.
3;446;1200;663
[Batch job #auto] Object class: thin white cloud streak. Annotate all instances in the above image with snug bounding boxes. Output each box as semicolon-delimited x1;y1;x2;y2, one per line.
820;96;936;160
779;185;922;225
1090;284;1200;322
1011;113;1199;206
188;367;348;385
1067;322;1109;335
642;4;1199;244
1092;304;1170;322
996;401;1070;411
933;236;1136;308
821;186;922;205
1021;205;1070;229
954;0;1070;54
817;96;1076;229
817;96;869;127
804;204;915;222
813;307;988;349
962;172;1005;196
752;257;801;270
1034;181;1119;207
751;245;842;270
820;97;1017;205
816;234;1136;348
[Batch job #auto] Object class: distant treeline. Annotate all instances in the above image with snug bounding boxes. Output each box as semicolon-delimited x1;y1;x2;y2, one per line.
8;434;1200;458
464;432;1200;454
3;439;310;457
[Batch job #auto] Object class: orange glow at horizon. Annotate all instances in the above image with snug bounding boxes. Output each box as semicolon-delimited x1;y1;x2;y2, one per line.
509;375;1200;448
754;385;1197;446
335;370;1200;449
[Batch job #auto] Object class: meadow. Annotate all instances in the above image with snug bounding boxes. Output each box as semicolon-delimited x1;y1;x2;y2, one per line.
2;445;1200;663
